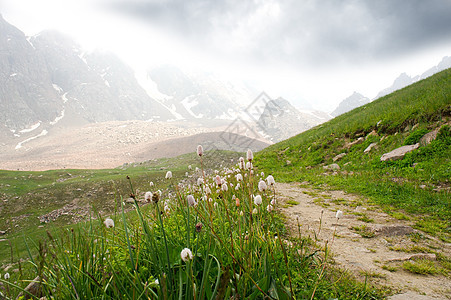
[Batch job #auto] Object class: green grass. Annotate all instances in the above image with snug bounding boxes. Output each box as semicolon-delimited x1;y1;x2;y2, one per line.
255;68;451;241
402;260;441;275
0;152;387;299
0;151;238;265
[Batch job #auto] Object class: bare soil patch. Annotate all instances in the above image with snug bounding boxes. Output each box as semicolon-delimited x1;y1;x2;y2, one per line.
276;182;451;299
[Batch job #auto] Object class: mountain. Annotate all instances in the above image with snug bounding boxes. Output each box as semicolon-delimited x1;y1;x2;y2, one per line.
375;72;416;99
375;56;451;99
256;97;330;143
145;65;255;121
0;15;172;137
331;92;370;117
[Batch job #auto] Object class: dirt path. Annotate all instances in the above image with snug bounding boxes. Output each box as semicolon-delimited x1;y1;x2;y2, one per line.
276;182;451;299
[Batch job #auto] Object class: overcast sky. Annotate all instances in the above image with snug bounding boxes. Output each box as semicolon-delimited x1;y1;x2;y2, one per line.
2;0;451;111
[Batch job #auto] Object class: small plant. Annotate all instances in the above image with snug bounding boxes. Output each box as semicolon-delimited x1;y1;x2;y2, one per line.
402;259;439;275
403;129;429;145
381;265;397;272
352;225;376;238
357;214;374;223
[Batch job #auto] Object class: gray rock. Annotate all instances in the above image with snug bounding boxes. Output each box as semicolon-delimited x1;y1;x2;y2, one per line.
419;129;439;146
364;143;377;153
323;163;340;170
333;153;347;162
380;143;419;161
16;276;42;299
371;225;414;236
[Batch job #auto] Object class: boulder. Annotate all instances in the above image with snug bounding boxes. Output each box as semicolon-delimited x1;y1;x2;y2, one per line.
364;143;377;153
333;153;347;162
419;129;439;146
323;163;340;170
380;143;419;161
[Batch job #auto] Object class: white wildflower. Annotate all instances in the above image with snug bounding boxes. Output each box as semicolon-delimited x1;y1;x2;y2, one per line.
4;273;10;280
246;161;252;170
188;165;192;170
270;198;277;206
336;210;343;220
149;181;154;187
180;248;193;262
266;175;275;186
235;183;240;190
252;208;258;214
266;205;273;213
236;174;243;182
197;145;203;156
144;191;153;202
187;195;197;207
165;171;172;179
104;218;114;228
253;195;262;206
258;180;267;192
197;177;204;186
247;149;253;161
221;184;228;192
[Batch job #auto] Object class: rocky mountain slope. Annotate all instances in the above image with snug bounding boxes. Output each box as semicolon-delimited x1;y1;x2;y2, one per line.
257;97;331;142
0;15;173;135
331;92;370;117
331;56;451;117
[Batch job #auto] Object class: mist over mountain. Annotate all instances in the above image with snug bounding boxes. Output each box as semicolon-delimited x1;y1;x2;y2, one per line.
331;92;370;117
257;98;330;143
331;56;451;117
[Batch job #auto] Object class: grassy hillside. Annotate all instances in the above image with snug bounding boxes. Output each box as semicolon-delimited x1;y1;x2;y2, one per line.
255;68;451;242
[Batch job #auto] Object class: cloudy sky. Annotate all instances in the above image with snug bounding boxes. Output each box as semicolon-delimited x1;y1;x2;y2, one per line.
2;0;451;111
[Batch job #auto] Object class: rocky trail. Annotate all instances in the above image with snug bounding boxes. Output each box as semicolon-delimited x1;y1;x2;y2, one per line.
276;182;451;299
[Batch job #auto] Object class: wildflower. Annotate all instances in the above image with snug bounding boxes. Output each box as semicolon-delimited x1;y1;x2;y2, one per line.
215;175;222;186
258;180;267;192
252;208;258;214
195;167;199;172
152;192;160;203
247;149;253;161
187;195;197;207
154;279;159;285
236;174;243;182
144;191;153;202
336;210;343;220
240;210;244;216
254;195;262;206
235;183;240;190
180;248;193;262
250;170;254;175
195;222;203;233
197;177;204;186
266;205;273;213
246;162;252;170
270;198;277;206
205;186;211;194
188;165;192;170
185;172;189;176
221;184;228;192
165;171;172;179
104;218;114;228
266;175;275;186
4;273;10;280
164;205;170;213
239;157;245;169
214;202;218;208
236;198;240;207
149;181;154;187
261;172;265;177
197;145;203;156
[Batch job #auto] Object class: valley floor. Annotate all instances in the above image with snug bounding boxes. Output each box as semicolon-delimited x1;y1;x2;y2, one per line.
277;182;451;299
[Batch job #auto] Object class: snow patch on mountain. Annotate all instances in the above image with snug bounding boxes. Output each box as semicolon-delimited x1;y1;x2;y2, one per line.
15;130;48;150
19;122;41;133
